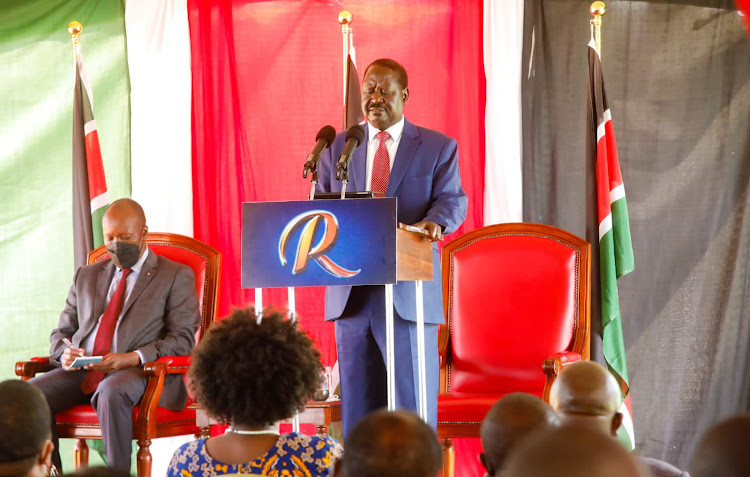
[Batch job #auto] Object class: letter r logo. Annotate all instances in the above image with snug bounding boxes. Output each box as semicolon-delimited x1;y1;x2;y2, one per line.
278;210;360;278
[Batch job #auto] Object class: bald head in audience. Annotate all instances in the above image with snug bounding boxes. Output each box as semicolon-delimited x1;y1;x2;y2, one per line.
691;414;750;477
479;393;559;476
504;424;646;477
333;410;442;477
549;360;623;436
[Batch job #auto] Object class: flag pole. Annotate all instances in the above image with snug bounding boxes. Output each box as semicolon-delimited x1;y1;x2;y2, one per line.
590;2;606;56
339;10;353;129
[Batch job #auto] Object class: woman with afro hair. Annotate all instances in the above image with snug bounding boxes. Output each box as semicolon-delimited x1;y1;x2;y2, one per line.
167;308;342;477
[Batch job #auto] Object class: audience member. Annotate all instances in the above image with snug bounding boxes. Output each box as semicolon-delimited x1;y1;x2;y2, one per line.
479;392;558;476
332;410;442;477
690;414;750;477
503;424;646;477
0;380;55;477
167;308;342;477
549;361;690;477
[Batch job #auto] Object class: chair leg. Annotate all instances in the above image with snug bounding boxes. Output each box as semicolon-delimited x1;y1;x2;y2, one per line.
74;439;89;469
136;439;152;477
441;437;455;477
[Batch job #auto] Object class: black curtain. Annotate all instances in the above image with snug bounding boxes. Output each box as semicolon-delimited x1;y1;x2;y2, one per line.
522;0;750;469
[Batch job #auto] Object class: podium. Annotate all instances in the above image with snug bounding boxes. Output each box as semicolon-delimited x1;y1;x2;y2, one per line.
242;198;433;420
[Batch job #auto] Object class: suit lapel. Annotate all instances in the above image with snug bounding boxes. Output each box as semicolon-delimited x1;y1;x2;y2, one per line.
350;126;368;192
120;248;158;318
387;119;421;197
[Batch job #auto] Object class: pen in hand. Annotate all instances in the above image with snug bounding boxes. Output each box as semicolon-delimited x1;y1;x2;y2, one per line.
63;338;74;348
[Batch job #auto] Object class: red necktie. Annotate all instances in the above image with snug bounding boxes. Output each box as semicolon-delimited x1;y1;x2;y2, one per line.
81;268;132;394
371;131;391;198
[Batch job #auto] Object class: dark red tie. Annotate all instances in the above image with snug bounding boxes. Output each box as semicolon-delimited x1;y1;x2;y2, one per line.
372;131;391;197
81;268;132;394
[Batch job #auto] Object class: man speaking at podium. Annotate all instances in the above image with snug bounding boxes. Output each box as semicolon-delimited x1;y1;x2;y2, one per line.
316;58;468;435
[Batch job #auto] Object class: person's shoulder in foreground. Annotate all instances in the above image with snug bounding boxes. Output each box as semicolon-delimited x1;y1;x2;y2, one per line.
168;432;342;477
639;456;690;477
690;413;750;477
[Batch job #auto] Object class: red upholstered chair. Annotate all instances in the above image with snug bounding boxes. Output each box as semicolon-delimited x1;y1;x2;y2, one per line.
437;223;590;477
16;233;221;477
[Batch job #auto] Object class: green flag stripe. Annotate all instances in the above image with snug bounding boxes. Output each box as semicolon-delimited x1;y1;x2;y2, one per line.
611;198;635;278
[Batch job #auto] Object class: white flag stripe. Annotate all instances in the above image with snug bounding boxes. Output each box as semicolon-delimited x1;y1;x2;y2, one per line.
596;110;612;143
90;192;109;213
588;36;598;56
84;120;97;136
610;184;625;203
599;213;613;242
349;34;357;66
619;400;636;450
76;52;95;110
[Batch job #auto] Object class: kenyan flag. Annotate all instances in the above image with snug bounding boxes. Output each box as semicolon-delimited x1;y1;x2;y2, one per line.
72;49;109;269
588;37;636;450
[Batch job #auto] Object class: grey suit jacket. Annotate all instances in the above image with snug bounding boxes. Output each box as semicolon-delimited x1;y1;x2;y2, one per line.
49;248;201;411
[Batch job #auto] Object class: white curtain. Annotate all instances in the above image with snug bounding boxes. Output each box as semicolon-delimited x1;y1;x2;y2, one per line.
483;0;524;224
125;0;193;237
124;1;194;473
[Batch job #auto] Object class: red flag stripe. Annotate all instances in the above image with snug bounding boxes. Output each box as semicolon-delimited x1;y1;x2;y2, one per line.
84;128;108;206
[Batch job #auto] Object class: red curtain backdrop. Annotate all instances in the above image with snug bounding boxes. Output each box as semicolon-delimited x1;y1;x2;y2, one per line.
189;1;485;474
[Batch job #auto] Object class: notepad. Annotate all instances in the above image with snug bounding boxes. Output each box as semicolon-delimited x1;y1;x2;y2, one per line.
69;356;103;368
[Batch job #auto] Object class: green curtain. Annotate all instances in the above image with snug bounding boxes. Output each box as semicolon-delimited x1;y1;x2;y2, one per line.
0;0;131;378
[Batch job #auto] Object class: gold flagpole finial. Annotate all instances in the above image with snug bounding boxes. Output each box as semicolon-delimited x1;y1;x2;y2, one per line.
68;21;82;63
338;10;352;26
589;2;605;57
68;21;82;46
590;1;606;16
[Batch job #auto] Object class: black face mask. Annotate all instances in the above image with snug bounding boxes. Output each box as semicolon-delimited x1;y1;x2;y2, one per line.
107;241;142;269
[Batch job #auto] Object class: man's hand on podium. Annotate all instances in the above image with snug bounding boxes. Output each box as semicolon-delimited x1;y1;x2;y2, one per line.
412;221;443;242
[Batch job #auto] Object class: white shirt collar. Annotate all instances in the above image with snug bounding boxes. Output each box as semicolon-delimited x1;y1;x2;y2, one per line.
115;246;149;274
367;116;405;144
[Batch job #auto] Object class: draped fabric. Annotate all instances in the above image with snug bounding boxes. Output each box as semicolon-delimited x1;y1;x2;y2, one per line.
0;0;131;386
126;0;194;236
483;0;525;225
188;2;485;474
188;0;485;367
522;0;750;468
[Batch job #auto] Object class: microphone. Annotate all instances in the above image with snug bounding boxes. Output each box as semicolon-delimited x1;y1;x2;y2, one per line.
303;125;337;178
336;125;366;180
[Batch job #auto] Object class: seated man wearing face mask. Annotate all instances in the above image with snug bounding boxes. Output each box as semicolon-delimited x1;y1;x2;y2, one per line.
30;198;201;474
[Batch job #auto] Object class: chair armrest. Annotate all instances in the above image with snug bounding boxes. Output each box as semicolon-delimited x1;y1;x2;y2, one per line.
15;357;54;380
541;352;581;403
143;356;191;376
542;352;581;376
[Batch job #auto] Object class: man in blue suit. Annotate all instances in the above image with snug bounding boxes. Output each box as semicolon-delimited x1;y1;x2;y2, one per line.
317;58;468;435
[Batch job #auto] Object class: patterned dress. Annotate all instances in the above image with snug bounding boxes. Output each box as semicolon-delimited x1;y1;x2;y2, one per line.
167;432;343;477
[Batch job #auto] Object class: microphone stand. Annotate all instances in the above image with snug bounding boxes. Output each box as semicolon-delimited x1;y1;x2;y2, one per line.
303;162;319;201
338;165;349;200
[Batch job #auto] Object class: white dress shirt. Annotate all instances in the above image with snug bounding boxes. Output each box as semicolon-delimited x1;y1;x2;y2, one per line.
365;116;405;191
80;247;150;364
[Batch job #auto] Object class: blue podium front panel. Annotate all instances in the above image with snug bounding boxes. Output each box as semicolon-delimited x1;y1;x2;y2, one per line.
241;198;397;288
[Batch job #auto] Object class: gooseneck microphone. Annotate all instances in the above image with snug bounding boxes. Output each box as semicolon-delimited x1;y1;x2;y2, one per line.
303;125;337;178
336;125;366;180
